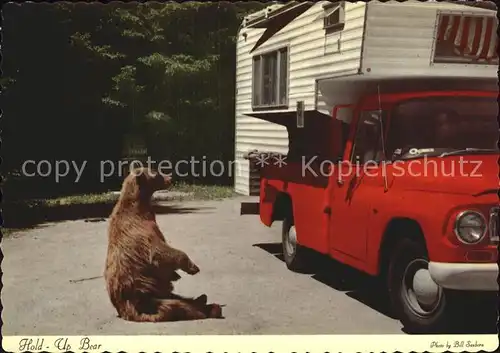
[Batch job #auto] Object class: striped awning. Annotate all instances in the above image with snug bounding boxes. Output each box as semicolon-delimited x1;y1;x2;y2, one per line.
434;13;498;63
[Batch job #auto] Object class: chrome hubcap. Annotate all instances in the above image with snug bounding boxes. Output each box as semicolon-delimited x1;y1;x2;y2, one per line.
402;259;442;316
285;225;297;256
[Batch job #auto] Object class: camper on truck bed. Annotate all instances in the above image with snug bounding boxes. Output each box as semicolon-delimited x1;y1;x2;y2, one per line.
236;0;498;333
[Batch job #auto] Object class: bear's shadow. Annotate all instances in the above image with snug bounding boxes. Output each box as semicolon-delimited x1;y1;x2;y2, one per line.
3;202;214;231
153;204;214;215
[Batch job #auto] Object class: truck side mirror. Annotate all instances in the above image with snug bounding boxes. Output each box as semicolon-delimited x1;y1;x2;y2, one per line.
333;105;354;124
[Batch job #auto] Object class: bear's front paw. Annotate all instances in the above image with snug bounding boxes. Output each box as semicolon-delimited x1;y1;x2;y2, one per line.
186;262;200;275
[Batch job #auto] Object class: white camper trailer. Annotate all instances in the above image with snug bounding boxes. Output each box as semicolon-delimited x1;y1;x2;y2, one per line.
234;0;498;195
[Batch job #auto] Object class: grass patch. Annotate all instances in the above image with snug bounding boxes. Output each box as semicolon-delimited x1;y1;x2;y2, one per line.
44;192;118;207
167;182;237;201
27;183;235;207
1;183;236;236
1;228;16;237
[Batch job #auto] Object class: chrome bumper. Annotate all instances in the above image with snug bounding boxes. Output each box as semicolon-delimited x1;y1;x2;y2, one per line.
429;261;499;291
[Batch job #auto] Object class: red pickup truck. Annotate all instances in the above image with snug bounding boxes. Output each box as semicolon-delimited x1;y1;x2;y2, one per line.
242;89;498;333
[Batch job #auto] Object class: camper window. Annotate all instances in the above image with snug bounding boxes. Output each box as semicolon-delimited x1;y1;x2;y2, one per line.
252;47;288;109
322;1;345;33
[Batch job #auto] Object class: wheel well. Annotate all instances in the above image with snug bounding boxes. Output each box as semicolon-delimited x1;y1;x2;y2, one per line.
378;218;427;276
272;192;292;221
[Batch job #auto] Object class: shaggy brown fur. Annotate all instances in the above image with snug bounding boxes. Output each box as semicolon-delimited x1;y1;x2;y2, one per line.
104;167;223;322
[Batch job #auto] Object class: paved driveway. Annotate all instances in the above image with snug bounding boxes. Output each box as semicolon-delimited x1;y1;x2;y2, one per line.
1;197;494;335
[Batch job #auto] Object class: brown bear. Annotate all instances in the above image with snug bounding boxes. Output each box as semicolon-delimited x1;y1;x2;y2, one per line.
104;167;223;322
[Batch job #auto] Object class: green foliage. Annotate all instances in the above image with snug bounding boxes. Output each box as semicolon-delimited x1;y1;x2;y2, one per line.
0;77;17;90
145;111;171;123
70;32;125;60
1;1;266;199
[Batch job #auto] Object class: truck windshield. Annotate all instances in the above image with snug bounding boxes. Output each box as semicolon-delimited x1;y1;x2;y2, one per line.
386;95;499;160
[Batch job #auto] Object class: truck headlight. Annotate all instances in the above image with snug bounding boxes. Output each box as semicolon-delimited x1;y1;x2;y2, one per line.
454;211;487;244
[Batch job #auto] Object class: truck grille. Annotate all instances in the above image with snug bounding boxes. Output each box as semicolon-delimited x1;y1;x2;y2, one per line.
489;207;499;244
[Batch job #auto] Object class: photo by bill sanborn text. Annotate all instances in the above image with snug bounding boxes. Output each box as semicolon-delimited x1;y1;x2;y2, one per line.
20;154;483;183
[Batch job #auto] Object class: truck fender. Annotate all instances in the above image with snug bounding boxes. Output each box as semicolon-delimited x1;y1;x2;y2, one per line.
367;212;437;277
260;190;292;227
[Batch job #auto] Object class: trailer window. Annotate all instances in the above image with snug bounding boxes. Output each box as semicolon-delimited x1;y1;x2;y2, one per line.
321;1;345;34
433;14;498;65
279;49;288;105
252;48;288;109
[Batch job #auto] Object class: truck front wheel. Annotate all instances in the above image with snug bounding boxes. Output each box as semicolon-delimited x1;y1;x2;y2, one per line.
282;213;308;272
387;238;452;333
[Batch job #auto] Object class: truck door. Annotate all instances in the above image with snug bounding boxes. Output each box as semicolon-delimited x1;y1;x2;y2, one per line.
327;110;387;265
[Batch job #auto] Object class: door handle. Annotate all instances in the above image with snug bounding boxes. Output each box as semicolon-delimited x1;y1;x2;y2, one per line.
324;206;331;215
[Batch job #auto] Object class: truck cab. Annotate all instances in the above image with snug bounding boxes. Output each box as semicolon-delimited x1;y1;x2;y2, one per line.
243;87;498;333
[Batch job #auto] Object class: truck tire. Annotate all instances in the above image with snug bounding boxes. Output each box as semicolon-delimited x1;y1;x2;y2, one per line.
282;212;308;272
387;238;452;333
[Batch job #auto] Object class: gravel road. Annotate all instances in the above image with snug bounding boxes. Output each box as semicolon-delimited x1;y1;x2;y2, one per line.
2;197;494;335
